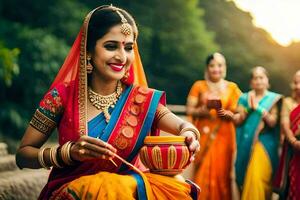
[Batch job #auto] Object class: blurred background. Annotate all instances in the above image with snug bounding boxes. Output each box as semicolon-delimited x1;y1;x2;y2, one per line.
0;0;299;152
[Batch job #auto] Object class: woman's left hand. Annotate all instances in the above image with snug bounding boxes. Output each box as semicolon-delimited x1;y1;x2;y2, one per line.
217;108;234;120
180;131;200;162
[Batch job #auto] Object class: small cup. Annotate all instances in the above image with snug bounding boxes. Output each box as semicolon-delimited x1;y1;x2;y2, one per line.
207;99;222;110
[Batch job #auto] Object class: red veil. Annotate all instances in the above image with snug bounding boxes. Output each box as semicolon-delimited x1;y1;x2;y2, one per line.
49;6;148;144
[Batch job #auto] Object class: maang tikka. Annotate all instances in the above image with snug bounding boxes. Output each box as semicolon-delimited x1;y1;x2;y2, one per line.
110;5;133;36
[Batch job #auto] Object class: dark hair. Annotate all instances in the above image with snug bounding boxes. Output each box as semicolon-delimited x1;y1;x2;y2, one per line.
206;54;215;66
87;6;138;52
205;52;226;66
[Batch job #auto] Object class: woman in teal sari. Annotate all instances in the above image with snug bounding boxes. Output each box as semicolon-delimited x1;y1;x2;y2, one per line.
234;66;282;200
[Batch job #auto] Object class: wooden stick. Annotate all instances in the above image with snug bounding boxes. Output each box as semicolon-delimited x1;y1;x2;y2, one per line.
112;153;143;174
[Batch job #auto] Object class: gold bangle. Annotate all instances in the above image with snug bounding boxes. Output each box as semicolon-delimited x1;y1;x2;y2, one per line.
61;141;75;165
38;147;50;169
50;146;63;168
180;127;200;140
66;142;75;164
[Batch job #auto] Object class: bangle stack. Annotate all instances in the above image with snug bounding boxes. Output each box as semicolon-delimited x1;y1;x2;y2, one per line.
37;141;75;169
179;127;201;140
60;141;75;165
49;146;63;168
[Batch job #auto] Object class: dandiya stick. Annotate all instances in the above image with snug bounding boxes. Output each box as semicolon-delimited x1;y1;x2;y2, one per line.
111;152;154;198
112;153;143;174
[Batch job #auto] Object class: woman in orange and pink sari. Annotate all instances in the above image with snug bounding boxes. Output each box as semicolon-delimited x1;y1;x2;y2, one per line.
186;53;241;200
274;70;300;199
15;5;200;200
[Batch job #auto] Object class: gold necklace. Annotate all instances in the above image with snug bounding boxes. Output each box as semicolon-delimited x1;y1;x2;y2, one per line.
88;81;123;122
206;79;226;95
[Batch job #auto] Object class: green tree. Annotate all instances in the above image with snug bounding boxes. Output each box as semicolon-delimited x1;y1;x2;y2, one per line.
0;42;19;86
0;20;69;140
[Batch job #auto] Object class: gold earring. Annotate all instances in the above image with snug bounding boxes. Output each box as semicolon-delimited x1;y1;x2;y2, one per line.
125;68;130;78
122;68;130;81
86;56;93;74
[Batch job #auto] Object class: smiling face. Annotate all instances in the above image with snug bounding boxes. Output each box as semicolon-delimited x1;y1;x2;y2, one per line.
88;24;135;81
206;54;226;82
250;67;269;92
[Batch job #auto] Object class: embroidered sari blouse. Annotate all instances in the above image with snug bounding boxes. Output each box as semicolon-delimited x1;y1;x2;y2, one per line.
30;84;170;137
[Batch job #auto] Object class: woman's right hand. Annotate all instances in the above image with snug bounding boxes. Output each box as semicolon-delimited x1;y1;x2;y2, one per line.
292;141;300;151
70;135;117;162
290;129;300;151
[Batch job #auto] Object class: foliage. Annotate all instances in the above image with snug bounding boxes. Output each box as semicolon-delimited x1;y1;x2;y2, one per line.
0;42;19;86
200;0;296;93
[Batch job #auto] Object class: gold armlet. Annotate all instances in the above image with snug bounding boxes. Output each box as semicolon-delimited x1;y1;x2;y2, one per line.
155;106;172;122
30;110;56;135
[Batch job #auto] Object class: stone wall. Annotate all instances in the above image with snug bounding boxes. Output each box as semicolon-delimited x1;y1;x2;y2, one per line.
0;143;49;200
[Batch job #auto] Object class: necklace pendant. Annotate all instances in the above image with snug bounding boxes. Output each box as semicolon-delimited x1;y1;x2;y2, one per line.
88;81;123;121
103;109;111;123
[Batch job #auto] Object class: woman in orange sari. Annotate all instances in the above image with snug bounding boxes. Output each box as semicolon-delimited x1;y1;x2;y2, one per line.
187;53;241;200
15;5;200;200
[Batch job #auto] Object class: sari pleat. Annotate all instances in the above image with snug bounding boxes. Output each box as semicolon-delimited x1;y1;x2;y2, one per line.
241;142;272;200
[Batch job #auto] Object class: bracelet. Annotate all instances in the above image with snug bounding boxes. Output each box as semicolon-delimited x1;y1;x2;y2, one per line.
56;146;66;167
38;147;50;170
60;141;75;165
179;127;200;140
290;137;298;145
50;146;63;168
256;106;267;116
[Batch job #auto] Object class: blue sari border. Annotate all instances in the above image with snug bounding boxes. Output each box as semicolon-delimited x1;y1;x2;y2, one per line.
129;171;148;200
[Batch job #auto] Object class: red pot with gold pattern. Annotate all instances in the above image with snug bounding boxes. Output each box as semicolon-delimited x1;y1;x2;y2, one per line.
139;136;192;176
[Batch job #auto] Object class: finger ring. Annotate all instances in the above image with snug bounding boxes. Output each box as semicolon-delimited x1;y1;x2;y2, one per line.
80;141;86;147
79;149;85;155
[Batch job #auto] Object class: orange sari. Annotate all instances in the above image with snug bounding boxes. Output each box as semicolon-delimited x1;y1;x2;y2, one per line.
187;80;241;200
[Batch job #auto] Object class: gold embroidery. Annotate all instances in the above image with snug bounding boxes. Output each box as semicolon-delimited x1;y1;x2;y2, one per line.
179;146;190;169
167;145;177;169
30;110;56;135
114;136;128;150
140;146;154;169
138;86;150;95
152;145;163;169
121;126;134;138
78;6;115;136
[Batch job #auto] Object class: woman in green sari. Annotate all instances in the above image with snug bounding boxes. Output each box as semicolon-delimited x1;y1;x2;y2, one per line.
234;66;282;200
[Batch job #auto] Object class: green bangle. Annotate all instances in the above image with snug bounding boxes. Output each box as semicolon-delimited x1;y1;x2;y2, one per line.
256;106;266;115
